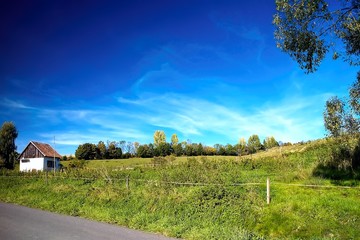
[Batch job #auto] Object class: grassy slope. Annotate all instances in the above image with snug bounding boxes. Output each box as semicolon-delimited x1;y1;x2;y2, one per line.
1;140;359;239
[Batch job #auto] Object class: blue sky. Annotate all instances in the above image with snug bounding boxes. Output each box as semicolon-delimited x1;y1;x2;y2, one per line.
1;0;358;155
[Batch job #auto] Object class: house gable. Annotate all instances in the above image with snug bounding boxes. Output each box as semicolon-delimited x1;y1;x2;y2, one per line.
19;141;62;160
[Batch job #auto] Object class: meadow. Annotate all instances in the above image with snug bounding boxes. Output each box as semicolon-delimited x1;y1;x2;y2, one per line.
1;140;359;239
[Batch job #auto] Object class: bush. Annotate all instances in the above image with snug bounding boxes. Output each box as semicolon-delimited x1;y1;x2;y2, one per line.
68;159;88;169
151;157;167;167
313;136;360;179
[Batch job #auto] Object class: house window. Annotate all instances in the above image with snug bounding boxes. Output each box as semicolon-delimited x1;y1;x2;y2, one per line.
21;159;30;163
47;160;54;168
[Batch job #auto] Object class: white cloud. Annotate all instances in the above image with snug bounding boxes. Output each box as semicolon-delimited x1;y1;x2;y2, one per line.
118;91;328;144
6;77;330;155
1;98;36;110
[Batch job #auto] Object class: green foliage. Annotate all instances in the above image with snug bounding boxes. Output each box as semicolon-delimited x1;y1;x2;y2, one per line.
274;0;360;73
97;141;107;159
154;143;171;157
324;72;360;137
75;143;98;160
68;159;88;169
313;136;360;179
0;121;18;169
350;72;360;115
184;144;195;156
212;144;225;155
75;140;129;160
237;138;247;156
248;134;262;154
263;136;279;150
171;143;182;156
170;133;179;146
136;144;153;158
323;96;346;137
224;143;236;156
203;146;216;156
153;130;166;147
151;156;168;166
182;143;204;156
107;141;122;159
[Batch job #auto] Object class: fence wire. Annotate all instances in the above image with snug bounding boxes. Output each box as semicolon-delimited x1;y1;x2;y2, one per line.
1;175;359;189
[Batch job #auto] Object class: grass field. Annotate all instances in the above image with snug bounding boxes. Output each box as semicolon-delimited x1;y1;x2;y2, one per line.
61;143;306;169
1;139;360;239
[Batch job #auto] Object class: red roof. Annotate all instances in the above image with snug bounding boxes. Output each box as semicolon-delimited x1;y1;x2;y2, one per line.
31;141;62;158
19;141;62;159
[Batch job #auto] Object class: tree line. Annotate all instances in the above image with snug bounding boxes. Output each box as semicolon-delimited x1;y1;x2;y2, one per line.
74;131;282;160
74;140;136;160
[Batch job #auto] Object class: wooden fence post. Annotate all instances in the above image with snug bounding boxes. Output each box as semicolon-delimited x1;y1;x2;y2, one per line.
126;175;129;190
267;177;270;204
45;170;48;185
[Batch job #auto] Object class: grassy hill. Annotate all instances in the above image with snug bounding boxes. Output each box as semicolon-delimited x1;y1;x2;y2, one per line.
1;139;359;239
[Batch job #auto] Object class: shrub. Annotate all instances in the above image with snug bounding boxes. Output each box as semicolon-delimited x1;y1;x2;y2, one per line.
313;136;360;179
68;159;88;169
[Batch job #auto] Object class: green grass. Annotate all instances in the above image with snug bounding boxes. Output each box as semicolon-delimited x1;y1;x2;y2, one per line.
1;140;360;239
61;157;154;169
61;155;239;170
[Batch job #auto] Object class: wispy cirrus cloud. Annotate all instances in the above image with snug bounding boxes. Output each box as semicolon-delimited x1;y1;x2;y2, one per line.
1;98;37;110
209;12;267;66
118;91;328;144
36;107;149;143
4;83;329;155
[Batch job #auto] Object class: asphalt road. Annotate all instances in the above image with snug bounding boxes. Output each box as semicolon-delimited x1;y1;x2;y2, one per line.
0;202;179;240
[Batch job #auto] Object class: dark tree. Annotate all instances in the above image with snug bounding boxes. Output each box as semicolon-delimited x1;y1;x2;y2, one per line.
225;144;237;156
173;143;183;156
136;144;148;158
107;141;122;159
185;144;195;156
155;142;171;157
75;143;97;160
0;122;18;169
197;143;204;156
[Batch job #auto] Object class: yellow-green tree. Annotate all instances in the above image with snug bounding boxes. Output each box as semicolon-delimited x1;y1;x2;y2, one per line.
171;133;179;146
97;141;107;159
264;136;279;149
237;137;247;155
153;130;166;147
247;134;261;154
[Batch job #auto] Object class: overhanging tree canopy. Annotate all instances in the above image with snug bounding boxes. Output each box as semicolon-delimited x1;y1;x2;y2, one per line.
273;0;360;73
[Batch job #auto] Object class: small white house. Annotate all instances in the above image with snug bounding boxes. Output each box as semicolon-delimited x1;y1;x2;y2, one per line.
19;141;62;172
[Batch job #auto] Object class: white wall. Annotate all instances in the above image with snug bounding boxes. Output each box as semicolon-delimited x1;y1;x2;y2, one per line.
20;157;60;172
20;158;44;172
